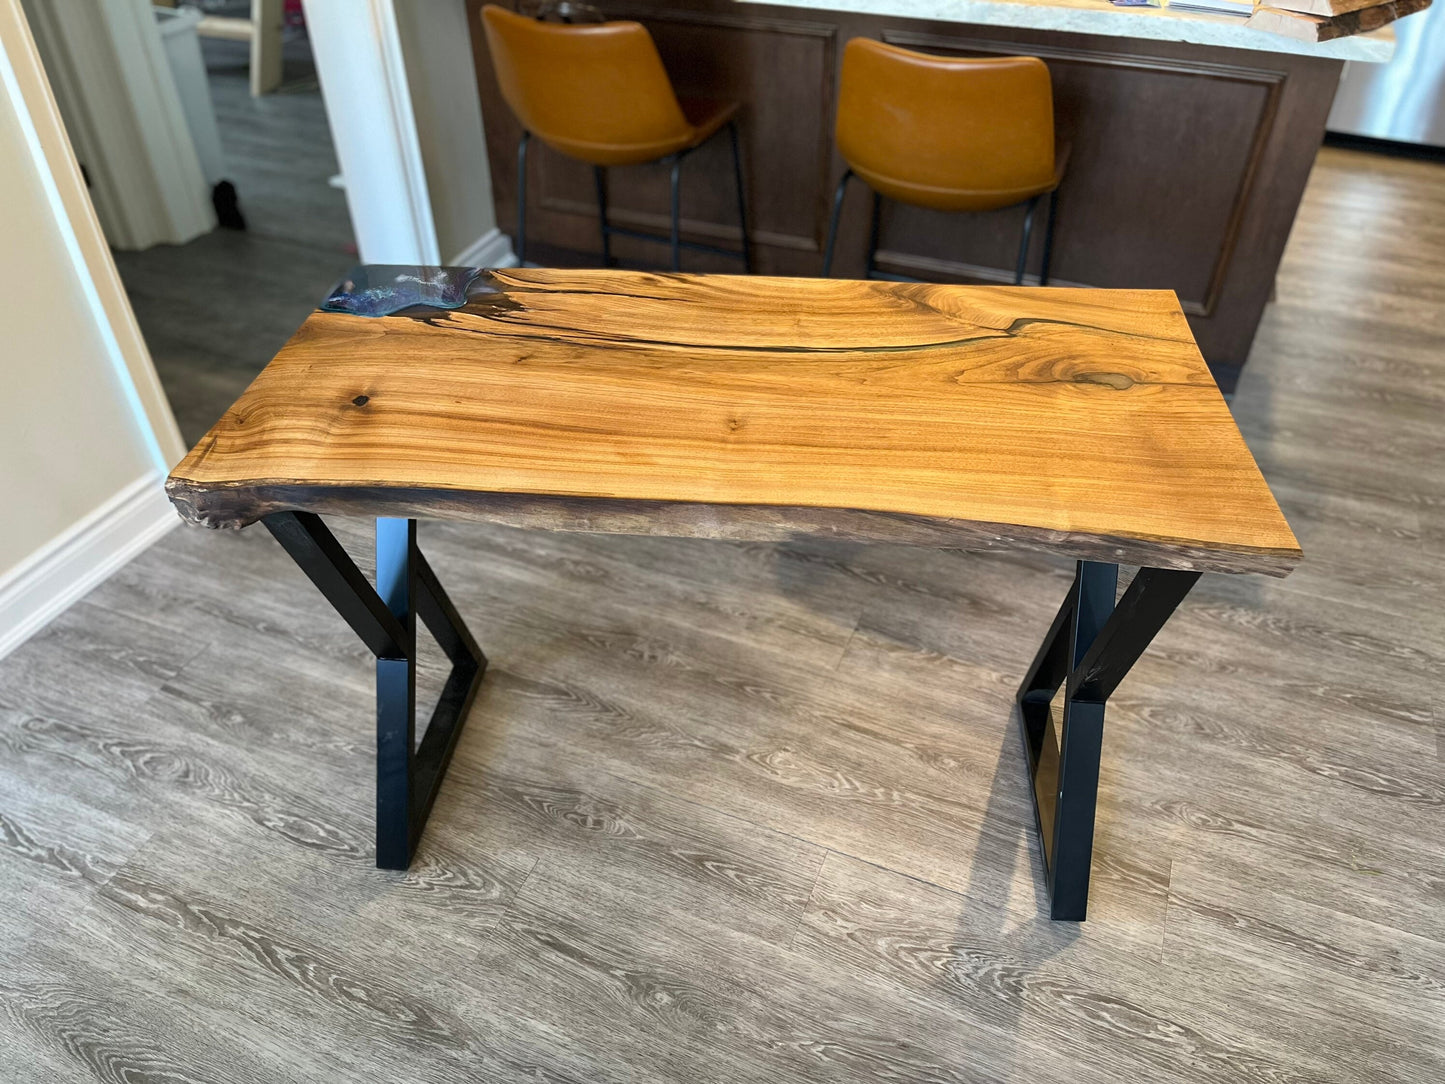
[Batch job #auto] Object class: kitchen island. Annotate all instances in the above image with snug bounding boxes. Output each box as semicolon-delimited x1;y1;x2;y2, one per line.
466;0;1391;391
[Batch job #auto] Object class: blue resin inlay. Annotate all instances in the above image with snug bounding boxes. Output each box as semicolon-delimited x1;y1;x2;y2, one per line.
321;265;483;317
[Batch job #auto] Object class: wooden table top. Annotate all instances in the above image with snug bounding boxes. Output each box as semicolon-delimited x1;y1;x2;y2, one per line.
167;268;1300;576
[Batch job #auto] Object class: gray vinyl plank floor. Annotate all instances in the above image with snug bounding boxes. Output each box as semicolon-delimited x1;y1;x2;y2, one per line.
2;34;1443;1079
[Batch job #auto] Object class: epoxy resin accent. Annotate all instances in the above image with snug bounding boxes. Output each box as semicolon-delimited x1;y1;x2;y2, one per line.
320;265;483;318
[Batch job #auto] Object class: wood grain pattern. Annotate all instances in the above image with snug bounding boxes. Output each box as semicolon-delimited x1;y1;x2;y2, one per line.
109;32;354;449
166;269;1300;575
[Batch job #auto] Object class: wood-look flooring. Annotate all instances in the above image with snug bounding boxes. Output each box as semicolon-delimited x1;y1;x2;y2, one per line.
2;40;1442;1081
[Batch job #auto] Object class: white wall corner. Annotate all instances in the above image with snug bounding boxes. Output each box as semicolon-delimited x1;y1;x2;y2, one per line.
392;0;500;263
311;0;507;268
451;227;518;269
0;473;178;662
0;0;188;658
303;0;440;264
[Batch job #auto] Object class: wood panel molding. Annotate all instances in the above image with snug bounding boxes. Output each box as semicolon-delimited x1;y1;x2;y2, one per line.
882;28;1293;79
610;3;841;37
537;195;815;252
871;248;1091;292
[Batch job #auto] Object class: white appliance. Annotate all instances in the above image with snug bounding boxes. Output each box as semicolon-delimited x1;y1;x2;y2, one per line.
1328;7;1445;150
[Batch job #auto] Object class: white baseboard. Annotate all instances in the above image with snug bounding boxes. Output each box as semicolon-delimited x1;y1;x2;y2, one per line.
0;471;179;661
450;226;518;269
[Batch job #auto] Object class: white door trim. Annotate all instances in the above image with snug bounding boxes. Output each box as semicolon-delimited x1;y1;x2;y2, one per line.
20;0;215;250
303;0;440;264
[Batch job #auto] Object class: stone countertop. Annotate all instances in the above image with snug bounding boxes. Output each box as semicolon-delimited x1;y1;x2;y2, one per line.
736;0;1395;61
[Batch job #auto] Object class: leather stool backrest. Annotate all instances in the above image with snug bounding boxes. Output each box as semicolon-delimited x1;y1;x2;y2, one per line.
836;38;1056;211
482;5;693;164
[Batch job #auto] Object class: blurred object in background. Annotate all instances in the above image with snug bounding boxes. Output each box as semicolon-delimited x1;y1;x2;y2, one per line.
156;3;246;228
21;0;217;249
183;0;285;96
517;0;608;22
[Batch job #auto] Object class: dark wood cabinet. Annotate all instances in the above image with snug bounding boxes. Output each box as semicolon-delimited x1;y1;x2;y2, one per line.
466;0;1343;392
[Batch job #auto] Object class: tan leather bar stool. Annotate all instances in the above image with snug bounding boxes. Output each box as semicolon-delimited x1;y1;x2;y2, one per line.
481;5;752;272
823;39;1068;285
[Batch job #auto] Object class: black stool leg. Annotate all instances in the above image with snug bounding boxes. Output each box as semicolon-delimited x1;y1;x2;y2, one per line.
516;130;530;266
1015;195;1039;285
594;165;612;268
669;155;682;272
1040;188;1059;286
728;121;753;274
822;170;853;277
865;190;882;279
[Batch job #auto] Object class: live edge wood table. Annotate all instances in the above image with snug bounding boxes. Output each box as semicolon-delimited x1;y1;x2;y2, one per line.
166;266;1300;921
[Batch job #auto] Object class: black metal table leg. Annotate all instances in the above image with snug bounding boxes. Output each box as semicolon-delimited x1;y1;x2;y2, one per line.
262;511;487;870
1017;561;1199;920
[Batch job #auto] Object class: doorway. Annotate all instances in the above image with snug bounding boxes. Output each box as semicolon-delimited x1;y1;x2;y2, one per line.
108;4;356;443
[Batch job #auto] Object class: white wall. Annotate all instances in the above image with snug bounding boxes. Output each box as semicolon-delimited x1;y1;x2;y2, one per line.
0;0;185;658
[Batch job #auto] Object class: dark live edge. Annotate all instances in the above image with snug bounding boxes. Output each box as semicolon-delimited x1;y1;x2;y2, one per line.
163;477;1302;578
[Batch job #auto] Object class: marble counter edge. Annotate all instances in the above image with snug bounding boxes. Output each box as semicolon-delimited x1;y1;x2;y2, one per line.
734;0;1395;62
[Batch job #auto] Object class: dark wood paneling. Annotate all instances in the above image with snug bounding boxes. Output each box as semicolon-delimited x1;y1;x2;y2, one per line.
465;0;1343;390
469;0;845;275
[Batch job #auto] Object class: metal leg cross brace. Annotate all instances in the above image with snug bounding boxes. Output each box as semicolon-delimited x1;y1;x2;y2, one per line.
1016;561;1199;920
263;512;487;869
